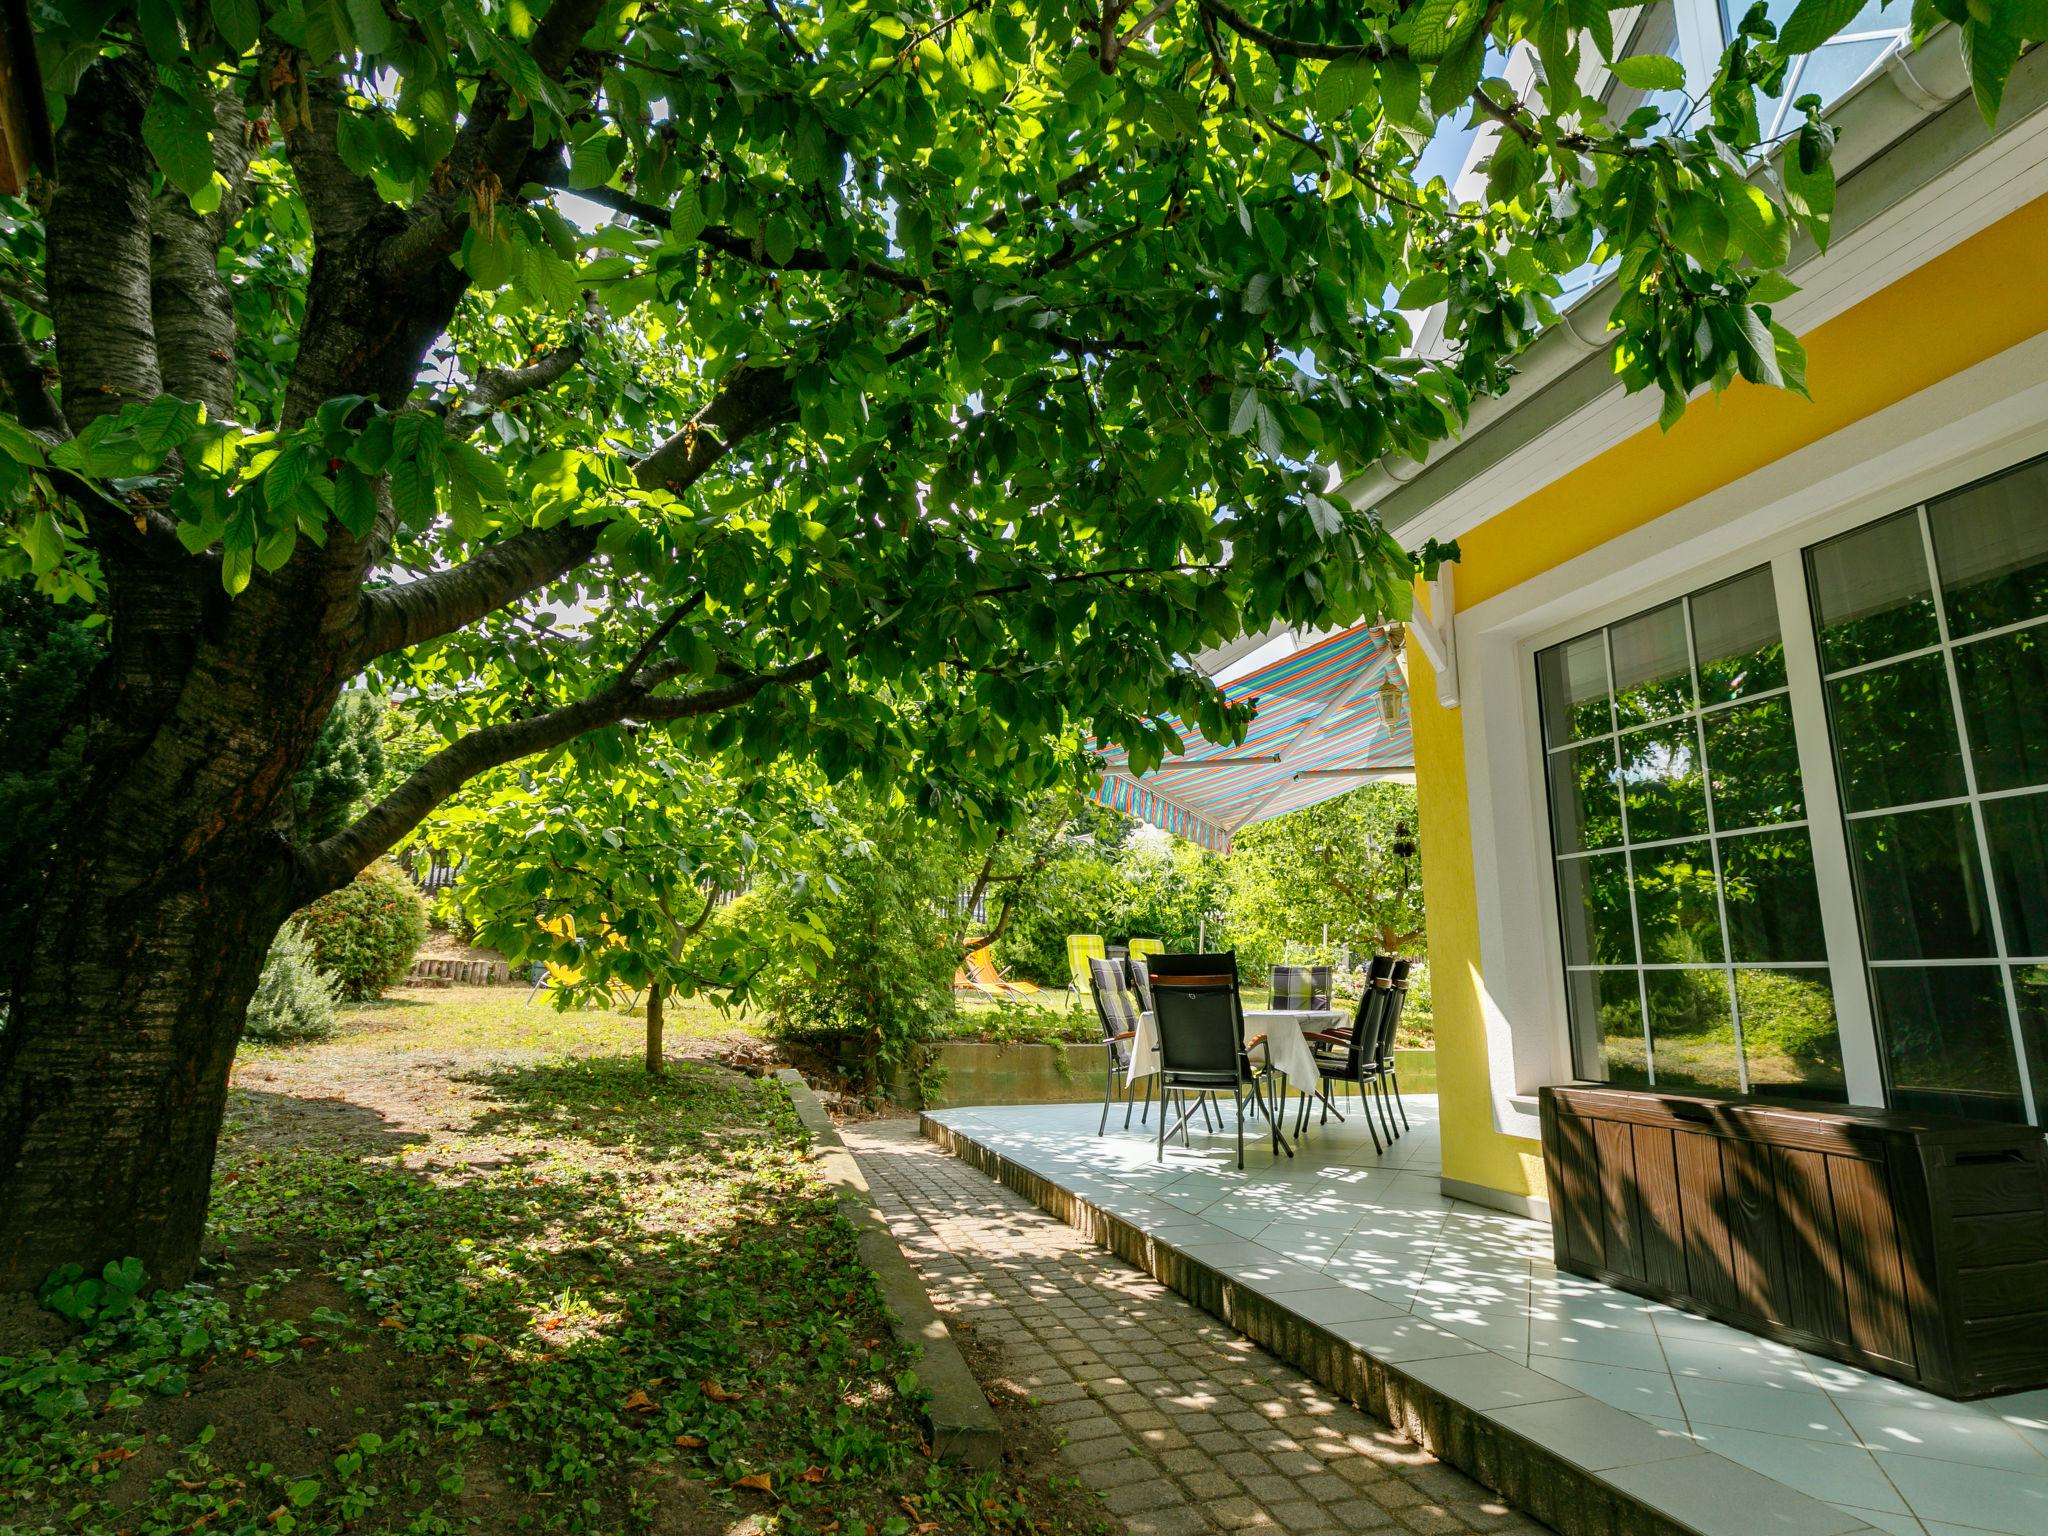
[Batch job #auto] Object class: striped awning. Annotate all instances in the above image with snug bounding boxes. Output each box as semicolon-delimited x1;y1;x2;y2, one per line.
1090;625;1413;852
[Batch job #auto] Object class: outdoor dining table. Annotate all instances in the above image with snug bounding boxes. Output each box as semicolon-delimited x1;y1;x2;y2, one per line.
1127;1007;1346;1099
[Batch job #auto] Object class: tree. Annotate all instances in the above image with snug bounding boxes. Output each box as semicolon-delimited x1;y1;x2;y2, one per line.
428;746;834;1071
0;0;2028;1292
292;689;385;843
1224;782;1424;973
0;580;98;960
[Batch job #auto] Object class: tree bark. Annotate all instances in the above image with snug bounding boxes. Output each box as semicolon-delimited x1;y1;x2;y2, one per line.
644;985;665;1075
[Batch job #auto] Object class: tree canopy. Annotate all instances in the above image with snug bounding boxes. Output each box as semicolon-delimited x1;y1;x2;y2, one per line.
4;0;2044;1289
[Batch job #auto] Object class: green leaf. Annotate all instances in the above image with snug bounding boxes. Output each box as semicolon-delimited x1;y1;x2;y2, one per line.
1778;0;1872;52
1379;58;1422;125
222;541;253;595
345;0;395;52
1228;387;1260;436
1608;54;1686;93
1961;20;2021;124
671;181;705;244
1315;58;1375;119
1428;32;1486;118
143;86;215;203
763;215;798;268
210;0;260;53
333;465;378;537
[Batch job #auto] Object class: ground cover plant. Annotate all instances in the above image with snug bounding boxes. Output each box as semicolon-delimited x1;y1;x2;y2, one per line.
0;990;1109;1536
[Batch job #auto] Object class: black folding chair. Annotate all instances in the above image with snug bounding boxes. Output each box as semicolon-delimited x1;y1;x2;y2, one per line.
1089;956;1152;1135
1376;960;1415;1135
1298;954;1393;1148
1149;952;1291;1170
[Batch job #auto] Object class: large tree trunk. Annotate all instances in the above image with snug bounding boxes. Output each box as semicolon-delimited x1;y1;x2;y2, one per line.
0;811;297;1293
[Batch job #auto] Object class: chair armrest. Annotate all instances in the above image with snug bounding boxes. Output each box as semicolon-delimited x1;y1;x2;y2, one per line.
1302;1031;1348;1045
1243;1033;1268;1050
1108;1030;1136;1042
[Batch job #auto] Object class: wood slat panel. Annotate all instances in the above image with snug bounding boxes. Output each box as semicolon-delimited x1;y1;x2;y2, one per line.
1593;1117;1644;1283
1958;1311;2048;1391
1722;1138;1790;1327
1631;1123;1688;1294
1773;1146;1849;1343
1957;1260;2048;1318
1941;1156;2048;1217
1674;1130;1738;1314
1826;1155;1915;1368
1551;1108;1606;1271
1950;1213;2048;1268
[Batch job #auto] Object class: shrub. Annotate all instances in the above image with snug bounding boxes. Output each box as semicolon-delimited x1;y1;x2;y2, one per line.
296;859;428;1000
243;922;339;1043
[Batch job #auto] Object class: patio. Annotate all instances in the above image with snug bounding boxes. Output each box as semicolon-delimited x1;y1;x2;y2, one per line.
924;1095;2048;1536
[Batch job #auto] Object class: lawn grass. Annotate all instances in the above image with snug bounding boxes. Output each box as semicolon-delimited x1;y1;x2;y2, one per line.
0;989;1110;1536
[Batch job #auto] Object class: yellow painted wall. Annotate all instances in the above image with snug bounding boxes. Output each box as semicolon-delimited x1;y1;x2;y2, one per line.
1418;189;2048;1202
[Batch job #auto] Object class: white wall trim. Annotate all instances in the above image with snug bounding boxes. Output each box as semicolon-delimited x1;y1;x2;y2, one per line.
1455;331;2048;1140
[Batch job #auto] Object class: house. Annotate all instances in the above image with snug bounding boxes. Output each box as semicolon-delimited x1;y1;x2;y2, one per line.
1362;12;2048;1220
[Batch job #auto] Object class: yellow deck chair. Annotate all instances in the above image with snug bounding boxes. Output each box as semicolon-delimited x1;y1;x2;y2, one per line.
954;943;1043;1000
1065;934;1106;1009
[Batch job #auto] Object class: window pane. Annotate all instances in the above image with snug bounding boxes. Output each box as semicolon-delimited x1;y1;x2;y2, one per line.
1808;509;1939;673
1619;723;1708;843
2010;965;2048;1128
1610;601;1693;726
1734;969;1846;1102
1692;568;1787;705
1721;828;1828;963
1929;457;2048;636
1547;740;1622;853
1871;965;2025;1122
1791;38;1893;107
1704;695;1805;829
1954;625;2048;794
1645;970;1739;1094
1567;970;1649;1086
1983;789;2048;959
1827;653;1966;813
1537;633;1612;745
1558;854;1635;966
1849;805;1996;960
1632;841;1726;964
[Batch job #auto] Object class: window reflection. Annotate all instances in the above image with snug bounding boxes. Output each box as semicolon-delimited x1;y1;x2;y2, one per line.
1537;563;1841;1096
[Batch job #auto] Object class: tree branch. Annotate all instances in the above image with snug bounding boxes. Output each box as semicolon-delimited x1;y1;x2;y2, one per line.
150;85;255;420
545;172;930;297
45;53;159;433
0;299;64;437
357;355;801;661
299;647;834;896
449;291;603;437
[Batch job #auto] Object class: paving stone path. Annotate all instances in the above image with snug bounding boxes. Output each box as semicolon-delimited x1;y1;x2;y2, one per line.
842;1119;1546;1536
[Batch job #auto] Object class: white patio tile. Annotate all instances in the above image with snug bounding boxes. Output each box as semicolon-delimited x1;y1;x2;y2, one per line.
1684;1423;1913;1514
1675;1375;1860;1444
1526;1356;1685;1419
1836;1397;2048;1474
1875;1449;2048;1535
924;1095;2048;1536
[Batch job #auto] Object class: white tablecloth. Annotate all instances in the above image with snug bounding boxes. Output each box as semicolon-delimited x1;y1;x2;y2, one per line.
1128;1008;1344;1096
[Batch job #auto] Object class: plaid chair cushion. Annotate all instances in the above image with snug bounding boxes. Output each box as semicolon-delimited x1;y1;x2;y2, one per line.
1089;957;1141;1067
1270;964;1335;1010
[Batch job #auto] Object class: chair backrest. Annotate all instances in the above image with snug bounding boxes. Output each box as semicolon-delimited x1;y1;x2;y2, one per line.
964;944;1003;984
1066;934;1106;994
1127;938;1165;963
1127;953;1156;1016
1089;956;1140;1058
1374;959;1413;1064
1150;954;1243;1079
1334;955;1395;1073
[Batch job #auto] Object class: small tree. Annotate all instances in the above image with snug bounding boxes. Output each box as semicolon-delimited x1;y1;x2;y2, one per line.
431;749;830;1072
1225;784;1424;972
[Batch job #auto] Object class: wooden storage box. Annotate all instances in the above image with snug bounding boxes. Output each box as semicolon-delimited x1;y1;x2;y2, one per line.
1539;1084;2048;1399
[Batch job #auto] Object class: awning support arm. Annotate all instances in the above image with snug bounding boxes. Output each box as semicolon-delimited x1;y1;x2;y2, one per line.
1407;563;1460;708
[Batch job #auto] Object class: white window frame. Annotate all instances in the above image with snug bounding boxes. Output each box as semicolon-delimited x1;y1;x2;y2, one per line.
1454;331;2048;1145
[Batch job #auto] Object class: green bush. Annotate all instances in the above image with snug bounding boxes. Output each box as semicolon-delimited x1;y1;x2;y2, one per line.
757;819;960;1092
296;859;428;1000
243;922;340;1042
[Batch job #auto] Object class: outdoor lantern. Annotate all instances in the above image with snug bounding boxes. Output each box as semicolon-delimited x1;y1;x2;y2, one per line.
1378;674;1406;727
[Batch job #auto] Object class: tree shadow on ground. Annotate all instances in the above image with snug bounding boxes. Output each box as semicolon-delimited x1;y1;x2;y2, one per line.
453;1055;789;1166
222;1086;427;1162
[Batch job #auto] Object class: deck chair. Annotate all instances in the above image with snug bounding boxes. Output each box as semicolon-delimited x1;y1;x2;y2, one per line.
1065;934;1106;1009
954;943;1043;1000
